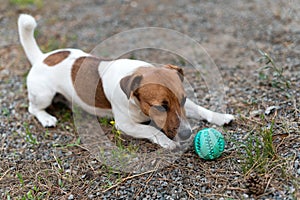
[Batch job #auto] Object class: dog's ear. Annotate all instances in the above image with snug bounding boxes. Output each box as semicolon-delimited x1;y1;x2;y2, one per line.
120;74;143;99
164;64;184;81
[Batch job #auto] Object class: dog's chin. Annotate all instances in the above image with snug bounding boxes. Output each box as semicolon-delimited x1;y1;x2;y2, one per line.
140;120;163;132
140;120;171;137
140;120;193;150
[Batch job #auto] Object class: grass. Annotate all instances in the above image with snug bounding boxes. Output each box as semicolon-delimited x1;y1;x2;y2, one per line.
34;27;72;53
1;107;10;117
235;111;298;196
109;120;124;148
257;49;291;96
231;51;298;194
65;137;81;148
52;137;81;148
98;117;112;127
40;36;68;53
24;123;39;146
99;117;125;147
238;121;277;175
14;172;49;200
100;166;123;190
9;0;43;8
17;173;24;186
15;172;46;200
97;118;140;172
109;120;139;153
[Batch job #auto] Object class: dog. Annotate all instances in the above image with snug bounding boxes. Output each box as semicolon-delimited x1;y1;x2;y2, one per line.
18;14;234;149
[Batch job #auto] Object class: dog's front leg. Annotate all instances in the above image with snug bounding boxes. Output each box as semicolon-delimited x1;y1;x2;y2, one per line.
114;117;178;150
185;99;234;126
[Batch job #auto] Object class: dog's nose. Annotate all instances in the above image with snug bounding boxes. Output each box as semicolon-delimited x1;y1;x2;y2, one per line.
178;129;192;140
177;117;192;140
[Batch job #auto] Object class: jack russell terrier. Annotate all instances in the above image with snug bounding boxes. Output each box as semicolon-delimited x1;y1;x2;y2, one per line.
18;14;234;149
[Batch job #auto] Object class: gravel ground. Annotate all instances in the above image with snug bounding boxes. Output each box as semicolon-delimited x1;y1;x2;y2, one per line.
1;0;300;199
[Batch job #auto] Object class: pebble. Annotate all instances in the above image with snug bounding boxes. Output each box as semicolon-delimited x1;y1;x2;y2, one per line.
187;163;193;168
68;194;74;200
250;109;264;117
294;160;299;169
265;106;280;115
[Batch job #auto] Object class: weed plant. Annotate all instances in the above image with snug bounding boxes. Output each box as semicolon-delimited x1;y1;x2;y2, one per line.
257;50;291;96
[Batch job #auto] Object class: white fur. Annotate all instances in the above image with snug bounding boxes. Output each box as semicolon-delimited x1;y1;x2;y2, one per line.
18;14;43;64
18;14;234;149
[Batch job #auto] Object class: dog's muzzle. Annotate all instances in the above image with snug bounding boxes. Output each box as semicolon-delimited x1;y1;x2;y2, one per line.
176;118;192;141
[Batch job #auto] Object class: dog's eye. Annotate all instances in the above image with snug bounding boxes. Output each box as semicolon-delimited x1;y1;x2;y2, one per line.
153;105;168;112
181;96;187;106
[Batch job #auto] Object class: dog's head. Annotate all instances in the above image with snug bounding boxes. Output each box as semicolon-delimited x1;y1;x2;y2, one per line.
120;64;192;141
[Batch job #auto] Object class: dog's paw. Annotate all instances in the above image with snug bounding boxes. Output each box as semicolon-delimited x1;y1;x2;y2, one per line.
211;113;235;126
222;114;235;125
161;141;177;150
38;113;57;127
155;136;178;150
29;107;58;128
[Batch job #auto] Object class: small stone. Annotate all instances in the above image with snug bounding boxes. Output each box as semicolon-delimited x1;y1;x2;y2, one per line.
250;109;263;117
294;160;299;169
64;163;70;169
130;1;138;8
68;194;74;200
289;186;295;193
187;163;193;168
265;106;280;115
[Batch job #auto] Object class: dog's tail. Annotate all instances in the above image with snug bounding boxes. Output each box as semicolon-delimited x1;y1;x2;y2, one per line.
18;14;43;65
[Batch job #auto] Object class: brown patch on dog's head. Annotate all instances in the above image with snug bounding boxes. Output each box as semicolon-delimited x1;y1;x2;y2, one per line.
71;56;111;109
121;66;189;139
164;64;184;81
43;51;70;66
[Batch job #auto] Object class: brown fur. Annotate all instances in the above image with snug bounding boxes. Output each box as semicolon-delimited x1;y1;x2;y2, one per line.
43;51;70;66
164;64;184;81
127;66;187;139
71;56;111;109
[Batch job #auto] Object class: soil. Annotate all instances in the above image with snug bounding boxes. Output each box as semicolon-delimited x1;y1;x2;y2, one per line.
0;0;299;199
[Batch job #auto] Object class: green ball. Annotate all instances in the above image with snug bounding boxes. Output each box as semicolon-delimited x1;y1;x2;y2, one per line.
193;128;225;160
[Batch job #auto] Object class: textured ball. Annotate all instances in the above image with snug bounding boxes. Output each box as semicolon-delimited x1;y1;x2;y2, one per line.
194;128;225;160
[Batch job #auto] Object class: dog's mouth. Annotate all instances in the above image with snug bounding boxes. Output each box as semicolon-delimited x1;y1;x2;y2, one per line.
140;120;191;149
140;120;168;135
140;120;177;139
